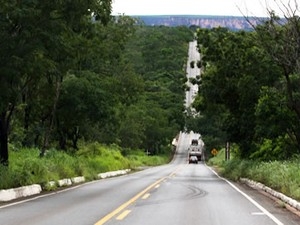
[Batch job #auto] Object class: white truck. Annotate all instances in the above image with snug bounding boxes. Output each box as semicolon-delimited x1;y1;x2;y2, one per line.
188;139;202;162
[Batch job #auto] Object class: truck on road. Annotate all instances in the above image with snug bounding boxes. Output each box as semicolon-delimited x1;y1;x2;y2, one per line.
188;139;202;162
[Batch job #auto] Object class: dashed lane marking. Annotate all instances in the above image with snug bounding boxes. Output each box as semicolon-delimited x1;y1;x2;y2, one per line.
142;193;151;200
94;165;183;225
116;210;131;220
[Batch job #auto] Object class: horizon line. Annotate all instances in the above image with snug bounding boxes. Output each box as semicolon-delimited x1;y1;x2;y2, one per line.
112;14;268;18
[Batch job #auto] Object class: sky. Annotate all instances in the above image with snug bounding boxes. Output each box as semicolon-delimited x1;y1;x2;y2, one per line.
112;0;296;17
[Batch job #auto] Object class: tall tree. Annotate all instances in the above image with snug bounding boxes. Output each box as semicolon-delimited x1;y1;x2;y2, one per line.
195;27;281;157
254;8;300;152
0;0;112;164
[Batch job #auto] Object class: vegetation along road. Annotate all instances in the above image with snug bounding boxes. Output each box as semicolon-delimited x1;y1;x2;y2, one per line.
1;38;300;225
1;1;300;224
0;132;299;225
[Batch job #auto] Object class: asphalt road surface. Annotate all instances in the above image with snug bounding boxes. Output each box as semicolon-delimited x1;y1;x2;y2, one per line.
1;41;300;225
1;132;300;225
185;40;200;109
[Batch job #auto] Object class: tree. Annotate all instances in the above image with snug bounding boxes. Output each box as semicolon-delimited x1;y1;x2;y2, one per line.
254;8;300;153
195;27;281;157
0;1;48;164
122;25;193;153
0;0;112;165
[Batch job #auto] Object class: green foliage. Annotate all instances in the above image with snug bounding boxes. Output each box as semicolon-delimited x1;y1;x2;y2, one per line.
1;2;194;165
0;142;171;190
219;158;300;201
255;86;295;139
117;104;146;149
208;149;227;166
6;149;53;188
120;25;193;152
6;22;192;162
208;144;238;165
126;150;170;168
250;136;297;161
77;143;131;172
194;24;300;159
254;15;300;154
222;160;255;181
0;0;115;164
0;165;16;189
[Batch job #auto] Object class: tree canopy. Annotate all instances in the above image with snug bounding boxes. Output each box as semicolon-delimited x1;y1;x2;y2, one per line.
0;1;194;165
192;13;300;159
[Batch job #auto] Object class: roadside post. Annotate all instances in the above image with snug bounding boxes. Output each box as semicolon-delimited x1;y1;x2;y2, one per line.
225;142;230;161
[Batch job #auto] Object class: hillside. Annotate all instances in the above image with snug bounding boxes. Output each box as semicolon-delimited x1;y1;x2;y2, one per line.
133;15;265;30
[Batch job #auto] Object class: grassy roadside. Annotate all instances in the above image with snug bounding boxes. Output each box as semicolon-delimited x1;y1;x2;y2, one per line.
0;142;171;191
208;149;300;201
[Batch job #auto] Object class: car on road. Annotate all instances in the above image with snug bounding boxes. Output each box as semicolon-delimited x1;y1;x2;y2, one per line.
189;155;198;164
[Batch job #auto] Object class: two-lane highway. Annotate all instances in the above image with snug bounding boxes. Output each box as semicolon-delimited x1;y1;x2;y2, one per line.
1;41;300;225
1;132;300;224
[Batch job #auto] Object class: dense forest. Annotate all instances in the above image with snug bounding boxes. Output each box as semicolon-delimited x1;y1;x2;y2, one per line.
0;1;193;166
1;0;300;169
189;13;300;160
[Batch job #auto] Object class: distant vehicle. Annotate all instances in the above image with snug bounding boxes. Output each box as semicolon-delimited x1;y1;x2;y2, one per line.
188;148;202;161
189;155;198;164
188;138;202;161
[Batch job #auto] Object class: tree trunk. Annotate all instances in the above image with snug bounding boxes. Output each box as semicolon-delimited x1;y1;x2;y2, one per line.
71;126;80;150
0;112;9;166
22;102;31;147
0;106;14;166
40;79;61;157
58;130;67;150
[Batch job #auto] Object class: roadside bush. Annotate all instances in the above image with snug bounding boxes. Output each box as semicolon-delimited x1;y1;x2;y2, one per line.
127;154;169;168
76;142;131;172
0;165;17;189
0;142;169;190
44;150;78;178
208;149;226;166
9;148;50;187
221;159;253;181
250;136;293;161
220;158;300;201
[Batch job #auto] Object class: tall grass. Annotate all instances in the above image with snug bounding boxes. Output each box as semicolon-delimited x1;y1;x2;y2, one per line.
209;153;300;201
0;142;170;190
126;150;170;168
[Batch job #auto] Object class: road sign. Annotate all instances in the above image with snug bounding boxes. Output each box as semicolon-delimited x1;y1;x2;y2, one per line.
211;148;218;156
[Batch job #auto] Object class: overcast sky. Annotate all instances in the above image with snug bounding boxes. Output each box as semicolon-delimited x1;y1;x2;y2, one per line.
112;0;295;17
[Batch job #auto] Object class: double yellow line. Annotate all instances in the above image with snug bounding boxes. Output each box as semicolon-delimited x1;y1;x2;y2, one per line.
94;165;182;225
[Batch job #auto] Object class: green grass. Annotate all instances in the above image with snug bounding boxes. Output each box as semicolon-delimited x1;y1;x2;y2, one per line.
127;152;170;168
208;150;300;201
0;143;171;190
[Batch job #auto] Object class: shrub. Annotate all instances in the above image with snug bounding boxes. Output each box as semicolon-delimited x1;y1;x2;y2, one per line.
1;142;168;191
219;158;300;201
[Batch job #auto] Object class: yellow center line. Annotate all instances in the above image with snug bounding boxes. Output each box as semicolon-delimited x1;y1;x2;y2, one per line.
94;177;165;225
116;210;131;220
94;165;183;225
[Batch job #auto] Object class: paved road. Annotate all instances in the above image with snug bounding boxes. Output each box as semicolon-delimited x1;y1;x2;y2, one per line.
185;40;200;109
1;132;300;225
1;41;300;225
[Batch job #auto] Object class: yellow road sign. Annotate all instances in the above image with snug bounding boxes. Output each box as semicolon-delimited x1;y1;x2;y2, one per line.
211;148;218;156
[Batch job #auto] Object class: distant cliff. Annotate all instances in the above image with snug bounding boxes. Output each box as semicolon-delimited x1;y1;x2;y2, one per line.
133;15;265;30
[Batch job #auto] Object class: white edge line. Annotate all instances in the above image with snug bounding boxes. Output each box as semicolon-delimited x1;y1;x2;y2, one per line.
208;166;284;225
0;184;84;209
